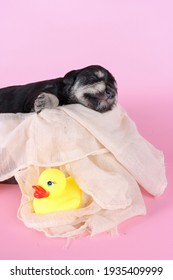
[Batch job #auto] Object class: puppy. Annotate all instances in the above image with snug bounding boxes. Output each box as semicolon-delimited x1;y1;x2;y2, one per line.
0;65;117;113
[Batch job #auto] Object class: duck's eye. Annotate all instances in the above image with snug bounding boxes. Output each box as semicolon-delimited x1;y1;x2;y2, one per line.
47;181;54;186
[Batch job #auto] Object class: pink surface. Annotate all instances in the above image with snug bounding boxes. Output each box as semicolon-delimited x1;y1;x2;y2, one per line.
0;0;172;260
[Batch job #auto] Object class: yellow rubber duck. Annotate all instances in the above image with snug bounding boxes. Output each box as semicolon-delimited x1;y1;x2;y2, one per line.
32;168;82;214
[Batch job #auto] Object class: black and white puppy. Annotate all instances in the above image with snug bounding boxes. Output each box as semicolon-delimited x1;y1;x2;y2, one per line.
0;65;117;113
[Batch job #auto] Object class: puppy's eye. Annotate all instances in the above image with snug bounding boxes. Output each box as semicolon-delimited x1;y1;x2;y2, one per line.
47;181;54;186
88;76;98;83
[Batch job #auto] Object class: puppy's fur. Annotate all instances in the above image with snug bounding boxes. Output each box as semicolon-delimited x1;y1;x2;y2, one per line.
0;65;117;113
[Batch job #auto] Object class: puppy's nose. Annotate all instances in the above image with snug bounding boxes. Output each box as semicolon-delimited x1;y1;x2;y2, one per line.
106;91;115;99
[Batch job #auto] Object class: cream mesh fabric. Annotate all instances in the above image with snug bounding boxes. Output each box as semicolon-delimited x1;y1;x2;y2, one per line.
0;104;167;237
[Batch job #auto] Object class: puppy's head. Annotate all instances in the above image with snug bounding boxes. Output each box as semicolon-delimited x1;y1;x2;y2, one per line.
63;65;117;112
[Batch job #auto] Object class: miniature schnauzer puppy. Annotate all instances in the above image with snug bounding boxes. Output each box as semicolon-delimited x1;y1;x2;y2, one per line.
0;65;117;113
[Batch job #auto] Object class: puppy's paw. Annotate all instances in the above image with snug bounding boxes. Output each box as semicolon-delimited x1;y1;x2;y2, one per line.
34;92;59;113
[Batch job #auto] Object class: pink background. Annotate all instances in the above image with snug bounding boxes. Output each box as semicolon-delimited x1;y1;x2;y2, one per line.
0;0;172;259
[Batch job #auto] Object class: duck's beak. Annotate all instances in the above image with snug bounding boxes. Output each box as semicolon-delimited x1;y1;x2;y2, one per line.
32;185;50;199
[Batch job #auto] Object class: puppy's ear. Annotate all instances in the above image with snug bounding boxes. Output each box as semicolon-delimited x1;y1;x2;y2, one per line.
63;70;79;85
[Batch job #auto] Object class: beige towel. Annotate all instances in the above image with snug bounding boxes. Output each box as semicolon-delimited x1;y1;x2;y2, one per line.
0;104;167;237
